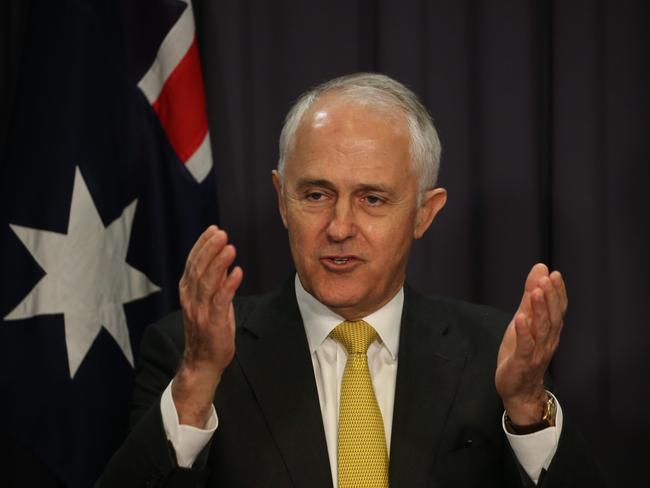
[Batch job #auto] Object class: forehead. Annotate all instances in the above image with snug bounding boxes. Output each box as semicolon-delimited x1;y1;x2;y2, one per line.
285;94;412;180
301;92;408;140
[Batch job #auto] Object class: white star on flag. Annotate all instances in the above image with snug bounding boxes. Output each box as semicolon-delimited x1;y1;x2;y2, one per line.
4;166;160;378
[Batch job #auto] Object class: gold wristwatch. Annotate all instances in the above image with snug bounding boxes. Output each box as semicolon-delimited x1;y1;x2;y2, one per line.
505;394;556;435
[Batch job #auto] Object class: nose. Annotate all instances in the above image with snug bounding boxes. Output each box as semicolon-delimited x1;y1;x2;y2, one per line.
326;198;357;242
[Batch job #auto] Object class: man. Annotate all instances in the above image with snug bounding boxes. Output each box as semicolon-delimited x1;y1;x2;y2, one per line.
101;73;599;487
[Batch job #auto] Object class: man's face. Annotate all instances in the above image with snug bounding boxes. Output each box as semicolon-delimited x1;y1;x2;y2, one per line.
273;95;446;319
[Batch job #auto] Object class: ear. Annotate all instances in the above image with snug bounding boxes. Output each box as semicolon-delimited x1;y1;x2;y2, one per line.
272;169;288;229
413;187;447;239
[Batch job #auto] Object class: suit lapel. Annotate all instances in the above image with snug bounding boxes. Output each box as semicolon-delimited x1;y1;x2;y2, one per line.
389;286;469;487
235;282;333;488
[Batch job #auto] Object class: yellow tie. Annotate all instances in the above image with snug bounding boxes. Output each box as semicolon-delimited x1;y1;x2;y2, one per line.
330;320;389;488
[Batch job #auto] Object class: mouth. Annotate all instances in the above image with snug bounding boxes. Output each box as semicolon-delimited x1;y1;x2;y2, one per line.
320;255;362;271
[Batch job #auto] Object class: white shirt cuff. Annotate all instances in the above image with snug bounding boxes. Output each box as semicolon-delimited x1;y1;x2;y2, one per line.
160;380;218;468
502;392;564;484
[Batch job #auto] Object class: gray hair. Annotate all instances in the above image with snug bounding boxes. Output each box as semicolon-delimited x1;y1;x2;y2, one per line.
277;73;442;201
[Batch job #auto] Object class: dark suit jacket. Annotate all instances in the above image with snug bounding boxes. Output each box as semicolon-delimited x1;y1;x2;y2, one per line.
100;281;601;487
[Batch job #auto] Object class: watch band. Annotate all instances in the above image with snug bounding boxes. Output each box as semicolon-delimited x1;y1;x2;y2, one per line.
504;394;556;435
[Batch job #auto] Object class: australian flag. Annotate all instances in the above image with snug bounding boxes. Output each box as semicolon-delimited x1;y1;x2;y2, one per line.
0;1;217;486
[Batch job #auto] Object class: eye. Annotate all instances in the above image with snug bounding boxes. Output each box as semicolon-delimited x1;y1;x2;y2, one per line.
306;192;326;202
363;194;384;206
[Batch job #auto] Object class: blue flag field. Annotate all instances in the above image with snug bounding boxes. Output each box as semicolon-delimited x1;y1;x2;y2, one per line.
0;1;217;486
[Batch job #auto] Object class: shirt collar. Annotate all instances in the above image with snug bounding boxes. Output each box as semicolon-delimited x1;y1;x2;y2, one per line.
294;274;403;360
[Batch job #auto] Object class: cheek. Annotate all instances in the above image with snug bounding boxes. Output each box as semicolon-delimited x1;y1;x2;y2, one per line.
287;210;327;248
364;216;415;259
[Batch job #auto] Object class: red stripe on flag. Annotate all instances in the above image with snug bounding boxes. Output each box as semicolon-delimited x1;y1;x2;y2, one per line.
152;37;209;163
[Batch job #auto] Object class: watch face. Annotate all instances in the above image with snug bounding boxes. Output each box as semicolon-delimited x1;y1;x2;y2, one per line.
542;397;557;426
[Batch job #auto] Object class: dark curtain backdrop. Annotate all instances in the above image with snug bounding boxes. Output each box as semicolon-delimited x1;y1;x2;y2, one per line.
2;0;648;486
194;1;649;485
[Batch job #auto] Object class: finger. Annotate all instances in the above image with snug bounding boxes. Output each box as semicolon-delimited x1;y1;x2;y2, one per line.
200;243;237;299
191;230;228;282
517;263;550;314
547;272;566;347
541;276;563;330
530;287;551;344
181;227;221;298
178;225;218;314
186;233;228;306
539;278;561;351
220;266;244;305
210;266;244;320
526;263;549;293
514;313;535;359
185;225;219;270
179;228;227;319
550;270;568;314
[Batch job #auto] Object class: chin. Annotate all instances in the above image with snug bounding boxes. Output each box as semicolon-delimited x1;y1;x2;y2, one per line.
309;277;369;313
316;289;362;310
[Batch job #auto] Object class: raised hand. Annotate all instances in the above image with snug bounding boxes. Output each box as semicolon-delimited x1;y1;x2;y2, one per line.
495;263;567;426
171;226;243;427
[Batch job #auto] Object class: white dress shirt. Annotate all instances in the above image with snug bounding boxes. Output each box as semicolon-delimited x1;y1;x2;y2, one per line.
161;275;562;484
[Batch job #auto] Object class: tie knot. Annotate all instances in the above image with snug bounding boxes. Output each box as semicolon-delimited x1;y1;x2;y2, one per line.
330;320;378;354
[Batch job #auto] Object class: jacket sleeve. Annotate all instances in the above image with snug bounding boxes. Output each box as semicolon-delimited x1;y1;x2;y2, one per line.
98;314;212;488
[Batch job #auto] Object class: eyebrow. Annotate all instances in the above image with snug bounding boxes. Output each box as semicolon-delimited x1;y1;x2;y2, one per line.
295;178;336;191
355;183;392;194
294;178;393;195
